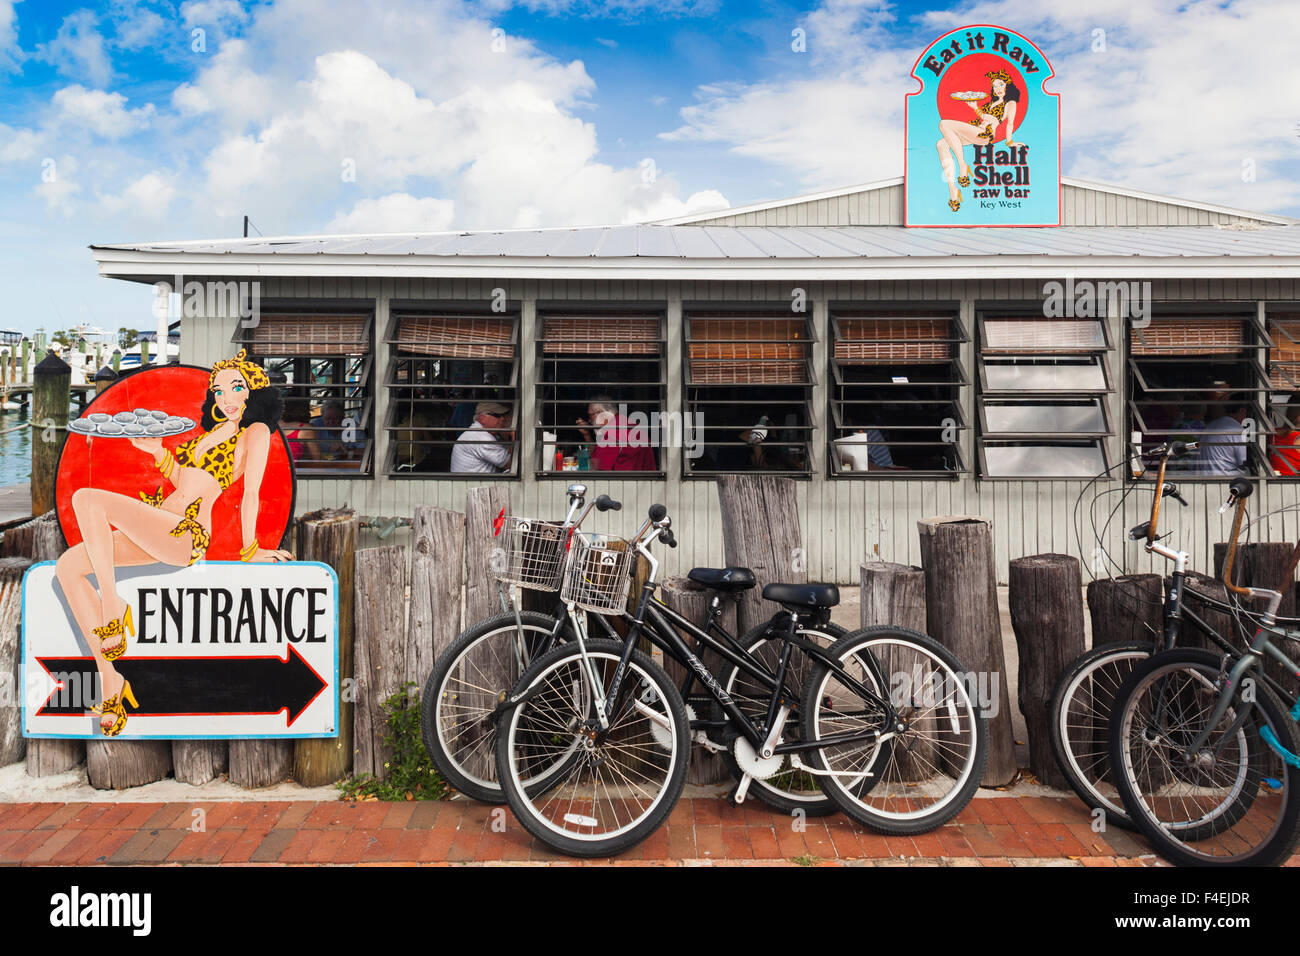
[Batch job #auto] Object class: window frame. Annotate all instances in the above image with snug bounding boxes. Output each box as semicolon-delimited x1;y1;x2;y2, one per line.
382;306;521;479
827;307;969;479
682;306;816;478
1126;310;1273;480
534;307;667;479
232;300;376;480
975;308;1115;480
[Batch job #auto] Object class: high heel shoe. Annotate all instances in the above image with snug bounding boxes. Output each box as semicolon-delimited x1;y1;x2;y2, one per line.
957;167;971;188
948;188;962;212
95;679;138;737
93;605;134;662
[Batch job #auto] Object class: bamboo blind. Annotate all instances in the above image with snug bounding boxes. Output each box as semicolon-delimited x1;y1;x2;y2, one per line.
244;313;369;356
541;316;660;356
835;318;952;363
1271;315;1300;388
688;317;808;384
394;315;515;359
1130;318;1247;355
984;318;1104;352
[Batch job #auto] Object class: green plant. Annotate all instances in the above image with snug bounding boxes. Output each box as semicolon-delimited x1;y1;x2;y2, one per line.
337;682;450;802
792;853;818;867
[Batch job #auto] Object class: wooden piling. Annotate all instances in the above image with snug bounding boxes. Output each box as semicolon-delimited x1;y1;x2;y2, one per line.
0;557;31;766
715;474;805;636
353;545;407;780
31;352;71;517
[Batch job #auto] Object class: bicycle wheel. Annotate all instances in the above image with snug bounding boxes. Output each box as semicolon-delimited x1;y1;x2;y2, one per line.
1050;641;1154;830
1109;648;1300;866
496;638;689;857
713;620;844;815
420;610;570;804
800;626;988;834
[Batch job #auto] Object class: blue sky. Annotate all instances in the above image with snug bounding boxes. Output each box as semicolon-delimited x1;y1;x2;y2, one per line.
1;0;1297;336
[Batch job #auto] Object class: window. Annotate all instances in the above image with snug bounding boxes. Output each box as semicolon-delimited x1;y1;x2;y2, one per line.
976;314;1112;478
1268;312;1300;476
829;310;966;476
383;311;519;476
1128;313;1270;478
684;310;813;474
536;311;665;476
236;308;374;476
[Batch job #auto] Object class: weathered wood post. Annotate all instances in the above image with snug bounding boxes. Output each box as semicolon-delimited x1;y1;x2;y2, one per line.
1008;554;1086;790
917;516;1016;786
290;507;357;787
659;576;732;785
21;339;30;384
87;739;173;790
139;339;150;367
464;487;509;628
354;546;407;780
407;504;467;777
31;352;70;517
22;515;83;776
1086;574;1163;647
111;349;120;374
860;561;932;780
0;557;31;766
860;561;926;631
716;474;805;636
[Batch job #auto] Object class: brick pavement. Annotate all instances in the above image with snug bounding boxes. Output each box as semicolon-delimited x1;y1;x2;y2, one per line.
0;795;1203;866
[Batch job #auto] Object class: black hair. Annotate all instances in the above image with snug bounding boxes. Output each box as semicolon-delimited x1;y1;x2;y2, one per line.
201;384;283;431
1002;80;1021;104
282;398;312;422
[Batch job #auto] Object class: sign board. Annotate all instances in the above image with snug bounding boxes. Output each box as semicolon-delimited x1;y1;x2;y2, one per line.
21;353;339;740
22;562;338;739
904;24;1060;227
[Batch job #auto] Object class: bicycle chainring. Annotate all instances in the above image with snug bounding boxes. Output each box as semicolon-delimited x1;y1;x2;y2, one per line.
733;736;784;780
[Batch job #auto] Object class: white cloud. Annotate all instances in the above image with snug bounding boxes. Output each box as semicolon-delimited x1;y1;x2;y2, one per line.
100;170;176;217
0;123;41;162
36;154;80;215
35;9;112;87
180;0;249;32
0;0;20;72
53;85;155;138
109;0;170;51
664;0;1300;212
325;193;456;233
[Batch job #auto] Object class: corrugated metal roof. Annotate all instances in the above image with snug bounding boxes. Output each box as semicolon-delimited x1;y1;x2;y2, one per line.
92;223;1300;260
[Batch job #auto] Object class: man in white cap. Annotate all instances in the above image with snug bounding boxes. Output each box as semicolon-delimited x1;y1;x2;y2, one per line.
450;401;514;473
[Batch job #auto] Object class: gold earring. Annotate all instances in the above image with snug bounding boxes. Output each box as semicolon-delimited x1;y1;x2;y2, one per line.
211;405;227;422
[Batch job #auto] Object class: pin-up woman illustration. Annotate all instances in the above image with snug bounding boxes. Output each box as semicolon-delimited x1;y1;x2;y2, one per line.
936;69;1022;212
55;350;293;736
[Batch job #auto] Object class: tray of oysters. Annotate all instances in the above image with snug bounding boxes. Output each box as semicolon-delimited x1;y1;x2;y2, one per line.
68;409;197;439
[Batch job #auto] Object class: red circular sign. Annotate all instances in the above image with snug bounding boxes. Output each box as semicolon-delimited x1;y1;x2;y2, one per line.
935;53;1029;131
56;365;295;559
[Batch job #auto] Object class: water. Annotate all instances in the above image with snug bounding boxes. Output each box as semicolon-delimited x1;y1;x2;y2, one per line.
0;407;31;486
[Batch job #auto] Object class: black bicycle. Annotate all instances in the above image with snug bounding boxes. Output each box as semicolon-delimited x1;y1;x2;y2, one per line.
494;504;989;857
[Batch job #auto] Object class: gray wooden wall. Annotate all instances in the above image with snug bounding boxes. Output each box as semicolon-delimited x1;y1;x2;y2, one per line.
180;271;1300;585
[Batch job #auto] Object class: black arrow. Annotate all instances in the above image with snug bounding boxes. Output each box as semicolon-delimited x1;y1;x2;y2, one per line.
36;645;329;726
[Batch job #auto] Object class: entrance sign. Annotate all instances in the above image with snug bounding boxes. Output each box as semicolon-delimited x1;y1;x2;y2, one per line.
22;562;338;739
21;353;339;740
904;24;1060;227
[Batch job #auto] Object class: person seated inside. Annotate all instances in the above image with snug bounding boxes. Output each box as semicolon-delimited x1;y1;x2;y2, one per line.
1195;397;1251;476
313;400;366;460
1270;403;1300;477
450;401;514;473
279;399;319;462
575;395;657;471
833;425;908;472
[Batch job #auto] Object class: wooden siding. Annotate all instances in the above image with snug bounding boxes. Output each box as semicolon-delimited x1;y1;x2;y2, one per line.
682;183;1280;228
183;274;1300;585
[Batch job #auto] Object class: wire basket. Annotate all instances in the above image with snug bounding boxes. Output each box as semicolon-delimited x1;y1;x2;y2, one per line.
561;532;635;615
497;516;570;592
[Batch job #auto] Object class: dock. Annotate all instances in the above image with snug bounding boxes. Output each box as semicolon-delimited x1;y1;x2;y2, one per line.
0;483;31;530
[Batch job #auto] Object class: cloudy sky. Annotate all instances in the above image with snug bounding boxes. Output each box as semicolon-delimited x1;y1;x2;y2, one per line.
1;0;1297;335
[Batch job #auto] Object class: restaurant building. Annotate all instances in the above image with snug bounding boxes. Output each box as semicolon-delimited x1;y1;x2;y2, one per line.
88;172;1300;584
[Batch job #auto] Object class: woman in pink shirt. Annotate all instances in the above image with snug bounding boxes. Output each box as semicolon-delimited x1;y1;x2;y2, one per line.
576;396;658;472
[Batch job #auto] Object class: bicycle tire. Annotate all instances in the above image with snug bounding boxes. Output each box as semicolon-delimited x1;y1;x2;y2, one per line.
496;638;690;858
420;610;570;804
1049;641;1154;831
800;625;988;835
712;619;844;816
1109;648;1300;867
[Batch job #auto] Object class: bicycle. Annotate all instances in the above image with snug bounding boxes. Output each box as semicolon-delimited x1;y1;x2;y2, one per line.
420;482;622;803
494;504;989;857
1052;440;1213;828
1106;479;1300;866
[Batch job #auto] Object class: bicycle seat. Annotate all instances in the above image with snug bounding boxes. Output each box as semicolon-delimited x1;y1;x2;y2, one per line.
762;582;840;609
687;566;756;592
